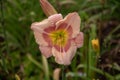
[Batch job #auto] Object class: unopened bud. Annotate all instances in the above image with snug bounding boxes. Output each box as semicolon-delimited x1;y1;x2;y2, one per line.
53;68;61;80
40;0;57;17
92;39;100;52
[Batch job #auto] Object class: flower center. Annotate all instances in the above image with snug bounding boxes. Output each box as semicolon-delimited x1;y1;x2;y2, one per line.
50;30;68;46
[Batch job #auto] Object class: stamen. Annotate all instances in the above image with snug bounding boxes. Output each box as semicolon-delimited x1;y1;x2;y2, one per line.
64;24;70;32
49;29;68;47
60;39;64;63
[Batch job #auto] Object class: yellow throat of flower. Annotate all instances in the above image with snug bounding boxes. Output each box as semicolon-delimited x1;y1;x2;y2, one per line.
50;30;68;46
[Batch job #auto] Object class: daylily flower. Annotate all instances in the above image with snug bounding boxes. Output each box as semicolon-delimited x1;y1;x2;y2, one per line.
31;0;83;65
31;12;83;65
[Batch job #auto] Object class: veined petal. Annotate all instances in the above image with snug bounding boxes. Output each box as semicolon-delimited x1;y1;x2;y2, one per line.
31;14;62;32
54;39;71;52
48;14;63;26
33;31;48;46
42;26;55;46
56;12;80;38
31;14;62;46
31;19;51;34
39;46;52;58
52;42;77;65
56;23;73;39
74;32;84;48
31;19;50;46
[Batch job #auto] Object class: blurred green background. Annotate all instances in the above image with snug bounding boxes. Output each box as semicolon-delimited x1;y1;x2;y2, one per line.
0;0;120;80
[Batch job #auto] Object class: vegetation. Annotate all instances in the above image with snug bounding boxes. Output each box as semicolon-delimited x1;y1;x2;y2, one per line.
0;0;120;80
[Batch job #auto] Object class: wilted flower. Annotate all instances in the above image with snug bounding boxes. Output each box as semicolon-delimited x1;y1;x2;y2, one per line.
31;0;83;65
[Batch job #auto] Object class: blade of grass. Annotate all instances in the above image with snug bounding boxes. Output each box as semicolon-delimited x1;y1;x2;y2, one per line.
0;0;9;74
77;64;114;80
27;54;43;70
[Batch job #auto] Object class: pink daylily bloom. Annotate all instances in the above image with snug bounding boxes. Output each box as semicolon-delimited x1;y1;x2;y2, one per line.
31;12;84;65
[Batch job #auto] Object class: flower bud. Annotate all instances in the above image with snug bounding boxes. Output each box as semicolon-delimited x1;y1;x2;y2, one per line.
40;0;57;17
92;39;100;52
53;68;61;80
15;74;20;80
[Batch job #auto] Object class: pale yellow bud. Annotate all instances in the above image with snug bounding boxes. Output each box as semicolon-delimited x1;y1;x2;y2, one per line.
53;68;61;80
92;39;100;52
15;74;20;80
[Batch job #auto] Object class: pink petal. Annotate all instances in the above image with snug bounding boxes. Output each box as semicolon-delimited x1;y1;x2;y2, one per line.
54;39;71;52
39;46;52;58
42;26;55;46
56;23;73;38
43;26;55;33
56;12;80;38
31;19;52;33
52;42;77;65
31;14;63;46
74;32;84;48
33;31;48;46
31;20;53;57
48;14;63;26
31;20;52;46
31;14;62;33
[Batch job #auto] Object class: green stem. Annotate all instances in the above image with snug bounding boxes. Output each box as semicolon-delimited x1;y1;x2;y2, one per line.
61;65;65;80
87;33;90;80
85;31;90;80
27;54;43;70
42;55;50;80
